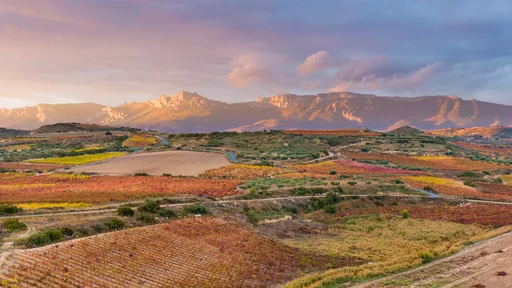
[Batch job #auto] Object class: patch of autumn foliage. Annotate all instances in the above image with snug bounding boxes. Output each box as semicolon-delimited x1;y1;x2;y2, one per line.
283;129;381;136
122;134;158;148
341;201;512;226
402;176;512;201
202;164;282;179
289;160;421;175
454;141;512;156
0;162;66;171
0;173;241;203
343;151;508;171
0;218;355;287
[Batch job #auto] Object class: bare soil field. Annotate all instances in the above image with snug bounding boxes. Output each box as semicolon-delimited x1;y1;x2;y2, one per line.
356;231;512;288
69;150;230;176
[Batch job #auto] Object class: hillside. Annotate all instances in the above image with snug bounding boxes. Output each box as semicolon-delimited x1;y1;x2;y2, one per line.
387;126;424;135
429;127;512;138
31;123;140;134
2;91;512;132
0;127;29;138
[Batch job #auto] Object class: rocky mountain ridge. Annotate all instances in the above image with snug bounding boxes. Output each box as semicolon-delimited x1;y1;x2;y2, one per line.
1;91;511;132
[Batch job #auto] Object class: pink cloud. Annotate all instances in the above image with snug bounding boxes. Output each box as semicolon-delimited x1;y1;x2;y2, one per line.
388;62;443;89
228;54;287;89
329;57;442;92
297;50;331;76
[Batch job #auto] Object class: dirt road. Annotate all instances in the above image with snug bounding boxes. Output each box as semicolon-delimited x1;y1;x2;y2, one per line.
356;231;512;288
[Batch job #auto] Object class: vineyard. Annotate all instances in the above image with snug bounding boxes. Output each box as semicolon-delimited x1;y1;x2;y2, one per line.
283;216;496;288
343;150;508;171
122;135;158;148
289;160;422;176
0;174;241;203
454;141;512;156
0;218;355;287
503;174;512;185
0;144;32;151
3;128;512;288
202;164;282;179
344;201;512;226
15;202;92;210
0;162;66;171
23;152;126;165
401;175;512;201
283;129;381;136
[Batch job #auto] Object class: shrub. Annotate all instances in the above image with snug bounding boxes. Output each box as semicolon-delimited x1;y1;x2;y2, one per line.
0;205;22;216
418;251;433;264
117;206;135;217
348;181;358;186
137;201;160;213
290;187;328;196
162;173;172;177
360;147;371;153
94;224;105;233
134;172;149;176
59;227;74;237
329;170;337;175
105;218;125;230
402;209;409;219
3;218;27;233
44;229;63;242
136;213;157;224
158;209;178;219
324;206;336;214
182;204;209;216
460;171;479;178
25;233;51;247
326;138;341;146
282;205;298;214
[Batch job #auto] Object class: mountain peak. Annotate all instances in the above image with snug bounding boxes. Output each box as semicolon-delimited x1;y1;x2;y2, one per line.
170;91;200;102
1;92;512;132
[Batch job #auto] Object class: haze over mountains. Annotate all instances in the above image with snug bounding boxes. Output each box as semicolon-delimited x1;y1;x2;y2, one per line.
1;91;512;133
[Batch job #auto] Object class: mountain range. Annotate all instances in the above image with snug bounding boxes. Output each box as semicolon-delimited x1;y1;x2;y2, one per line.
1;91;512;132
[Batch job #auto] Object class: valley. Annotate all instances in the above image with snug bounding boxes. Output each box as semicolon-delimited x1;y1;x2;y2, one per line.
1;124;512;287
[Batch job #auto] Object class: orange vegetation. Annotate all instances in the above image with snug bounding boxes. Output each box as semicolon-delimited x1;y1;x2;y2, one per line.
0;162;66;171
288;160;421;176
402;176;512;201
0;218;354;287
283;129;381;136
346;202;512;226
343;151;508;171
454;141;512;156
122;134;158;148
0;174;241;203
202;164;283;179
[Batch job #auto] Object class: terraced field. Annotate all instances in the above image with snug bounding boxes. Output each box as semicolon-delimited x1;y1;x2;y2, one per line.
0;218;356;287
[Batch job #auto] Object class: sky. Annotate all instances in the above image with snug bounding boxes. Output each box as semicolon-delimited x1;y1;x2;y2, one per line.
1;0;512;109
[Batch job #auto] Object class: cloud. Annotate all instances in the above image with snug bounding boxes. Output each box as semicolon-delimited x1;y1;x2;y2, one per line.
388;62;443;89
327;57;444;93
2;0;512;106
228;55;276;89
297;50;331;76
